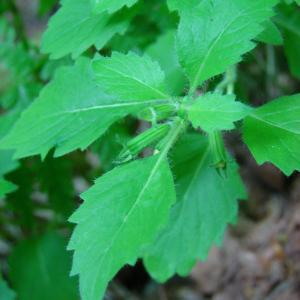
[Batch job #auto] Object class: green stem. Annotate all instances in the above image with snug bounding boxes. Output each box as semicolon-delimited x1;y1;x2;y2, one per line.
215;66;237;94
156;117;186;157
211;66;237;177
209;130;227;178
266;44;276;97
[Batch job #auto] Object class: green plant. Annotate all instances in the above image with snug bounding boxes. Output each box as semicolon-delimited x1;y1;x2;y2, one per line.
1;0;300;299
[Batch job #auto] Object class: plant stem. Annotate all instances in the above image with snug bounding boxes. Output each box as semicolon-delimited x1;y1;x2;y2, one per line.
266;44;276;98
156;117;186;157
215;65;237;94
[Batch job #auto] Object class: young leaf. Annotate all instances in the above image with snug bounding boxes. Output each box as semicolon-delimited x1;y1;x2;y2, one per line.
68;154;176;300
146;31;187;96
9;233;78;300
187;93;251;132
93;52;170;101
243;94;300;175
0;178;16;198
0;58;164;158
176;0;279;92
41;0;130;59
91;0;137;14
144;134;246;282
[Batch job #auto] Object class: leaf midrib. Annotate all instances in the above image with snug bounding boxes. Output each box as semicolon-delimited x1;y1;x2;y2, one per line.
250;114;300;135
43;99;170;118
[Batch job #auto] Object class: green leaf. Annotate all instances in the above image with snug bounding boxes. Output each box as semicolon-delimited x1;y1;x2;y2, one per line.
9;232;79;300
0;275;16;300
0;110;19;197
91;0;137;14
0;58;165;158
243;94;300;175
0;178;16;198
276;5;300;80
0;110;20;176
176;0;279;92
68;154;176;300
93;52;170;101
256;20;283;45
187;93;251;132
167;0;193;11
41;0;130;59
146;31;187;96
144;134;246;282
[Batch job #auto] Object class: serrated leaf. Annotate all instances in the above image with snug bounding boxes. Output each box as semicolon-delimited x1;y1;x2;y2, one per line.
93;52;170;101
0;58;165;159
91;0;137;14
187;93;251;132
146;31;187;96
0;178;16;198
243;94;300;175
176;0;279;91
68;155;176;300
9;233;78;300
41;0;131;59
143;134;246;282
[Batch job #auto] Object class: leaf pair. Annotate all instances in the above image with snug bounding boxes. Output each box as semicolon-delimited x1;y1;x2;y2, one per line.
0;54;171;158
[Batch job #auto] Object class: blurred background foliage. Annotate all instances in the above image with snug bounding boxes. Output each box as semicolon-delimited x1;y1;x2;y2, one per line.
0;0;300;299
